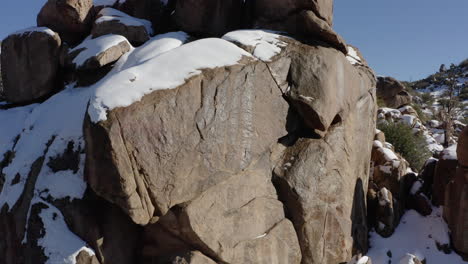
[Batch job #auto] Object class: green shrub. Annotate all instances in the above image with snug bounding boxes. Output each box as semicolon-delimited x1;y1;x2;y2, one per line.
377;97;387;107
377;122;432;171
420;92;435;106
411;104;429;123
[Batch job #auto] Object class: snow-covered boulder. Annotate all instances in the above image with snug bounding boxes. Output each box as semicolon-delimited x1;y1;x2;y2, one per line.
92;8;153;45
67;34;131;71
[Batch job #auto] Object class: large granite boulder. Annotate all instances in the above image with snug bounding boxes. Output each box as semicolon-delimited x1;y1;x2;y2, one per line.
1;27;61;103
37;0;94;44
376;76;412;108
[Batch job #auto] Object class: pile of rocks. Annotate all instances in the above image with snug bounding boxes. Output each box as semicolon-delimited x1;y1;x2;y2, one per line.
0;0;380;264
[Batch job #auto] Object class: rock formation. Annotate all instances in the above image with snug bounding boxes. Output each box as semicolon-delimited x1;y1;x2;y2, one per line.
376;76;412;108
0;0;406;263
444;127;468;259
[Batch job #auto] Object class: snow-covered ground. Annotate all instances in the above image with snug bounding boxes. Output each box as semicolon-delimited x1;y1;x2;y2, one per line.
368;207;466;264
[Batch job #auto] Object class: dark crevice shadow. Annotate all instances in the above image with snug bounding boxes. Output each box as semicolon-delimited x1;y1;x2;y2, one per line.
351;178;368;255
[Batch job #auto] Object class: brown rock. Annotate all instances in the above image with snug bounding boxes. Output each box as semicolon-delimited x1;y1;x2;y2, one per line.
377;76;412;108
444;167;468;259
285;42;372;133
375;131;386;143
1;28;61;103
174;0;242;36
37;0;94;44
432;153;458;206
91;8;152;45
458;127;468;167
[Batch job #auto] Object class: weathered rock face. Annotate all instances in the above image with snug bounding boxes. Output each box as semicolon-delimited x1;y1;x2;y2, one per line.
376;76;412;108
37;0;94;44
174;0;243;37
444;128;468;259
1;28;61;103
458;127;468;167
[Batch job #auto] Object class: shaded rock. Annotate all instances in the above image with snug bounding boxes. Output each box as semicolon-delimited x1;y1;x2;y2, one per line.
37;0;94;44
174;0;243;37
458;127;468;167
253;0;334;27
377;76;412;108
420;158;438;199
67;34;131;71
1;27;61;103
432;151;458;206
91;8;152;45
118;0;176;34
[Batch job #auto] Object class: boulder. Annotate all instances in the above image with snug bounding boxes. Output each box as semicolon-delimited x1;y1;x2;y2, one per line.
377;76;412;108
67;34;131;71
271;43;376;262
374;188;396;237
174;0;243;37
37;0;94;44
458;127;468;167
253;0;334;27
1;27;61;103
285;40;372;133
75;250;100;264
256;10;347;54
432;147;458;206
92;8;153;45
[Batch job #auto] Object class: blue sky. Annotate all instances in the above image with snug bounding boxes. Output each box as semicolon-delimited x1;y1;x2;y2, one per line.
334;0;468;81
1;0;467;81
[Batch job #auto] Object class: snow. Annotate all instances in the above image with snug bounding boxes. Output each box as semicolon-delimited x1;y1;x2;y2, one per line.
379;187;391;205
222;30;287;62
0;86;92;209
88;37;253;123
96;8;153;35
12;26;55;37
400;114;416;126
346;46;361;65
410;181;422;195
38;199;96;264
373;140;383;148
0;104;36;159
379;165;392;174
398;254;418;264
441;144;457;160
368;208;466;264
380;147;399;161
347;255;370;264
70;34;130;67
